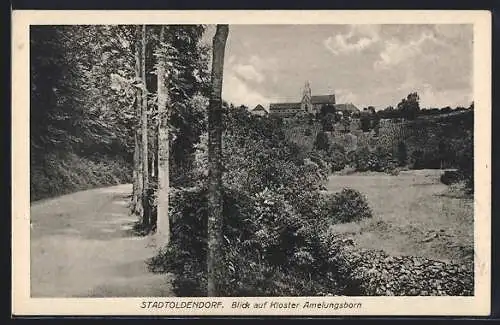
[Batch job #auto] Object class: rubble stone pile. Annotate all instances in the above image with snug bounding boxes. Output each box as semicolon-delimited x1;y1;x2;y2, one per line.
329;244;474;296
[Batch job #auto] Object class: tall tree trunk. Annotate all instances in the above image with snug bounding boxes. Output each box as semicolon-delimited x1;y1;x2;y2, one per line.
133;25;144;217
207;25;229;297
141;24;150;229
155;25;171;247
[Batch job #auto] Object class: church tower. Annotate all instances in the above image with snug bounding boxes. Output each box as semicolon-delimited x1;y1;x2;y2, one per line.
300;81;313;113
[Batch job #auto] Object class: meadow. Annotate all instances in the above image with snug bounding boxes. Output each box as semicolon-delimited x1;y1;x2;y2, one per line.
326;169;474;268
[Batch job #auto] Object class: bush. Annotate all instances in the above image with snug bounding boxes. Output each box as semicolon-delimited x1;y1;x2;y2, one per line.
305;150;330;178
352;146;371;172
323;188;373;223
314;131;330;152
30;152;132;201
457;133;473;193
397;142;408;167
223;109;326;195
326;143;347;172
346;150;357;166
360;112;372;132
410;149;441;170
149;108;378;296
440;170;463;185
353;146;393;172
148;186;338;296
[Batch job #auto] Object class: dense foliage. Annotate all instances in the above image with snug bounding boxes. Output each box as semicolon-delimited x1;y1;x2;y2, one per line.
148;108;373;296
322;188;373;223
397;142;408;167
352;146;394;173
30;25;209;201
30;26;137;200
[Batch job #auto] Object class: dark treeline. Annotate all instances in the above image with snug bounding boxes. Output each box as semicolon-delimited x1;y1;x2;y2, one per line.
30;26;136;201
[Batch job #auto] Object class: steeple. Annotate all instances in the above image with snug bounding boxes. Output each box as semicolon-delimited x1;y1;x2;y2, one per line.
302;81;312;100
300;81;313;113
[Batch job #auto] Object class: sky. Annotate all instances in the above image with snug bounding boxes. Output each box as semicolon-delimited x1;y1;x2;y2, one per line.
203;24;473;111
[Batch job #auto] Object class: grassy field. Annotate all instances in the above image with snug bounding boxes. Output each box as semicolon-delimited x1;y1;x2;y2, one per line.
326;169;474;267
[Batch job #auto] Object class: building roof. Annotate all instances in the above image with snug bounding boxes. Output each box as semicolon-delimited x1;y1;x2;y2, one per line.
269;102;301;110
334;103;359;112
311;94;336;104
252;104;267;112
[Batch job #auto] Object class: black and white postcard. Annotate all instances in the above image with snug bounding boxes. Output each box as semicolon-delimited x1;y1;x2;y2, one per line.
11;10;491;316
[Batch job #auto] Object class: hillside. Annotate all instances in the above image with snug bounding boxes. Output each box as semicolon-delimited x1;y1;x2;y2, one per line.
284;110;473;169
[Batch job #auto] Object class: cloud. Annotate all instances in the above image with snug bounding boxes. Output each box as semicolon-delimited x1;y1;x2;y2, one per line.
386;75;472;108
233;63;265;83
224;24;472;110
222;73;271;109
221;54;281;108
418;84;472;108
335;88;358;105
324;25;380;55
374;31;440;70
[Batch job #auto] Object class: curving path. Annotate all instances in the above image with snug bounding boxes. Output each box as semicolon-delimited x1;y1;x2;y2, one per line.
30;184;174;297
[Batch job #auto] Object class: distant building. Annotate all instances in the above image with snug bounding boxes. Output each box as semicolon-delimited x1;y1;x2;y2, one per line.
334;103;359;114
268;81;359;118
251;104;268;117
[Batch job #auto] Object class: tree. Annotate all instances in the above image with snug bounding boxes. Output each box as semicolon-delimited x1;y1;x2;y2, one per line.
132;26;144;217
207;24;229;296
155;25;171;247
166;25;210;187
397;141;408;167
341;115;351;133
360;109;371;132
140;25;152;229
30;25;137;200
314;131;330;152
397;92;420;120
370;107;380;136
320;104;335;118
321;112;335;132
440;106;452;114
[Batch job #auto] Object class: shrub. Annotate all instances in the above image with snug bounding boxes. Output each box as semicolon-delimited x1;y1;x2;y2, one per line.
149;108;377;297
30;152;132;201
314;131;330;152
326;143;347;172
352;146;393;172
397;141;408;166
353;146;371;172
322;113;335;132
386;167;401;176
148;186;338;296
305;150;330;178
410;149;424;169
360;112;372;132
323;188;373;223
457;133;473;193
223;109;326;195
440;170;463;185
346;150;357;166
410;149;441;170
372;147;393;172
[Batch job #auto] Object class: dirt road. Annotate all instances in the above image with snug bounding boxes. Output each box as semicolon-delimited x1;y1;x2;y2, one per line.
30;184;174;297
